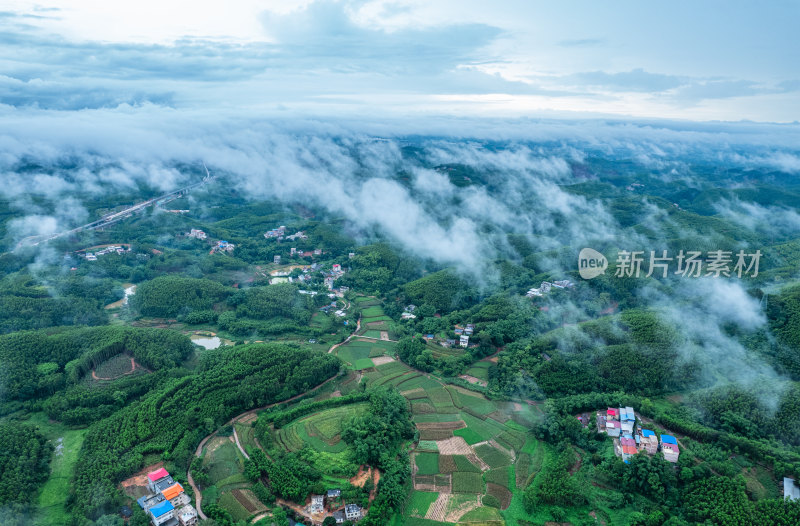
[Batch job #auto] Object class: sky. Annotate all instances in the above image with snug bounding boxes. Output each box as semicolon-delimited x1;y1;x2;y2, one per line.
2;0;799;122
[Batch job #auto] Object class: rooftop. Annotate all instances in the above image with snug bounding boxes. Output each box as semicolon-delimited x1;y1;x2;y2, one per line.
661;434;678;445
150;500;175;518
162;482;183;501
148;468;169;482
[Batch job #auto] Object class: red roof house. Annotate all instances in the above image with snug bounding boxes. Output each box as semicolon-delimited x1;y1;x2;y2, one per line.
148;468;169;482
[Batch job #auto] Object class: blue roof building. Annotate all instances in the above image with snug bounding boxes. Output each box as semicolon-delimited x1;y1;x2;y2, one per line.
642;429;655;438
150;500;174;518
661;434;677;445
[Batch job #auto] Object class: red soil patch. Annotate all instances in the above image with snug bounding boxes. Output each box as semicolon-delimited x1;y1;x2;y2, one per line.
120;462;164;498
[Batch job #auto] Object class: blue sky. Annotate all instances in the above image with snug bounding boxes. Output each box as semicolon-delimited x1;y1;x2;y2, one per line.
2;0;799;121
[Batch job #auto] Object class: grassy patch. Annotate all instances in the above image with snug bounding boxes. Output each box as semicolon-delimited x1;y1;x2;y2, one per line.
36;423;87;526
459;505;503;522
485;466;512;489
454;455;482;473
416;452;441;475
219;490;251;521
453;427;484;445
353;358;375;370
406;491;439;517
204;440;245;485
418;440;439;452
452;471;483;493
474;444;511;469
465;361;491;381
360;306;385;317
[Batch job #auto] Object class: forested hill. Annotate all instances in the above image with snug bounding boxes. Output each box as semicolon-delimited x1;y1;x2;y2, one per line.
71;343;339;520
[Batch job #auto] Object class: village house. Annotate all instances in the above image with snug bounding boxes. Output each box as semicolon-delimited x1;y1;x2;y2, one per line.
620;434;638;462
176;505;198;526
187;229;207;239
552;279;574;289
605;408;621;437
264;226;287;239
162;483;190;508
327;489;341;499
459;335;470;348
345;504;362;521
310;495;325;513
639;429;659;455
660;434;680;463
332;263;342;273
149;501;175;526
620;406;635;434
285;231;307;241
401;312;416;320
274;255;281;264
464;324;474;335
349;252;355;259
213;240;234;253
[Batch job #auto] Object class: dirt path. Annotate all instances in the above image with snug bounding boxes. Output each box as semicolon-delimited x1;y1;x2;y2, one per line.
91;357;147;380
328;316;361;354
250;511;272;523
233;425;250;460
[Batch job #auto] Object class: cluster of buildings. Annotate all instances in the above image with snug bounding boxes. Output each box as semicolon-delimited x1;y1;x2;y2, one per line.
211;240;235;254
264;226;287;239
185;229;234;254
136;468;198;526
308;490;362;523
323;263;346;290
264;225;308;242
80;245;131;261
599;407;680;463
526;280;574;298
401;305;417;320
454;324;475;348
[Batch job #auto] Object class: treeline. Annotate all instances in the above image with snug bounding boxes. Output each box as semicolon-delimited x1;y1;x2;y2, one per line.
246;449;321;503
0;325;194;411
337;243;421;295
130;275;230;317
0;424;52;506
69;343;339;521
257;390;369;430
342;388;415;467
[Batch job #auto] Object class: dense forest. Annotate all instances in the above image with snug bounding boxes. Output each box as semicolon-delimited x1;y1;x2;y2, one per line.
0;424;52;506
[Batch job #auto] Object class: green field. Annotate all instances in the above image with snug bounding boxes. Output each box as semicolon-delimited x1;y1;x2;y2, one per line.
203;439;246;486
219;490;251;521
35;418;88;526
453;427;484;445
452;471;483;493
475;444;511;469
415;452;441;475
353;358;375;369
464;361;492;381
360;305;385;317
405;490;439;517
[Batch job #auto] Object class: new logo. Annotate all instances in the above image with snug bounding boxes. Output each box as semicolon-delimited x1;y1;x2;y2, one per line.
578;248;607;279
